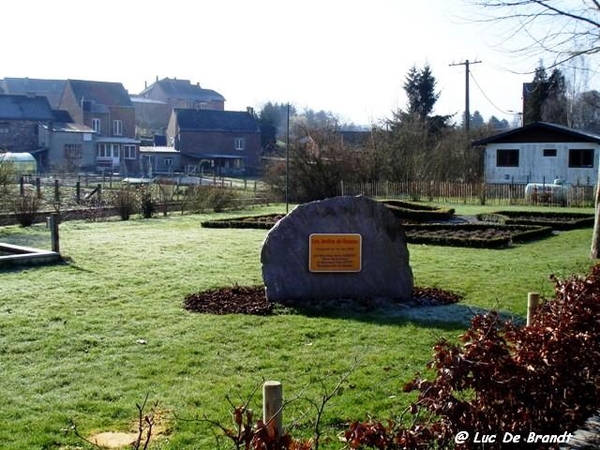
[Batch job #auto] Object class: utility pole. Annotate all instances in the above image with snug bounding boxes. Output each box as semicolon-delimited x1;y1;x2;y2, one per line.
450;59;481;133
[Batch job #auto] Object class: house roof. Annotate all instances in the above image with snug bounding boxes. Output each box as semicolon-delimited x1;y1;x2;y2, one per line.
174;109;260;133
67;79;133;108
1;78;66;108
0;95;55;120
140;78;225;102
472;121;600;146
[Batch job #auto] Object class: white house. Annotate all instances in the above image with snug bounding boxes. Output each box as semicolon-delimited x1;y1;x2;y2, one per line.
473;122;600;186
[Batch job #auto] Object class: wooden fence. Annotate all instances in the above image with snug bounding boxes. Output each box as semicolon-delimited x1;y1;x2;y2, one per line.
338;180;596;207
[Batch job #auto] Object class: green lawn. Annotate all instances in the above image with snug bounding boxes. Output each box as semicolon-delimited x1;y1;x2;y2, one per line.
0;203;595;449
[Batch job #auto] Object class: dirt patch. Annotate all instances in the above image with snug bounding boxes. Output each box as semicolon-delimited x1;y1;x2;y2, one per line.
183;285;461;315
86;407;171;449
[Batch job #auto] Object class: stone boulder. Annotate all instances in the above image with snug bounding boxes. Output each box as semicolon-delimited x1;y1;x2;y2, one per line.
260;195;413;303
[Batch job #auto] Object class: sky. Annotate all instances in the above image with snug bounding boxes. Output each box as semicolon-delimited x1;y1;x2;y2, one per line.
3;0;598;127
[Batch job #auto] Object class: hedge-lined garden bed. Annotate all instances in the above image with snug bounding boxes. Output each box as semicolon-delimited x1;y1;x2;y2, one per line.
403;223;554;248
478;210;595;230
201;213;553;248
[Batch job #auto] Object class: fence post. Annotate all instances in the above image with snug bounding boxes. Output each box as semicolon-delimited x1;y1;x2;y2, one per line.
49;213;60;253
20;176;25;196
263;380;283;439
76;181;81;204
527;292;540;326
36;177;41;198
54;179;60;203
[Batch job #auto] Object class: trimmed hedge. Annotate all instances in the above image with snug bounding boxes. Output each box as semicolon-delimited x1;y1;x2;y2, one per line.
380;199;455;222
404;223;554;248
478;210;594;230
201;213;284;229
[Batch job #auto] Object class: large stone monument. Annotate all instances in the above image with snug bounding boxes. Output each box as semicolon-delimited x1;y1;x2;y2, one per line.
260;195;413;303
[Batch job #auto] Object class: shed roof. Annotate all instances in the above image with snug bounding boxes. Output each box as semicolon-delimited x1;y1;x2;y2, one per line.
473;121;600;146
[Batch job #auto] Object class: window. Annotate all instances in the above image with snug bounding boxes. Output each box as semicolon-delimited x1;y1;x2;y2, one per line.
164;157;173;167
123;145;136;160
0;123;9;134
496;149;519;167
64;144;82;160
113;120;123;136
92;118;101;133
96;143;120;158
569;149;594;168
234;138;245;151
543;149;557;157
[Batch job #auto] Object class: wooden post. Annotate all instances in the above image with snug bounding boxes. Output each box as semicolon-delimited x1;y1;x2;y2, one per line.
527;292;540;326
54;179;60;203
20;176;25;196
263;381;283;439
49;213;59;253
36;177;41;198
76;181;81;204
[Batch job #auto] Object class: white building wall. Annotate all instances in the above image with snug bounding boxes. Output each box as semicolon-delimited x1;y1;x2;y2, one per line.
485;142;599;185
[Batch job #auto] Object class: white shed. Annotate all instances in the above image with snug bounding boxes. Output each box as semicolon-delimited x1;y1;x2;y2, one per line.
472;122;600;186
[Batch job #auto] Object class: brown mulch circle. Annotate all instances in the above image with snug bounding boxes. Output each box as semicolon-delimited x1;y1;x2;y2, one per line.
183;285;462;315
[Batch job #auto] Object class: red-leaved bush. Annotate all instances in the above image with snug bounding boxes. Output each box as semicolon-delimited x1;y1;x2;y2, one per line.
345;264;600;449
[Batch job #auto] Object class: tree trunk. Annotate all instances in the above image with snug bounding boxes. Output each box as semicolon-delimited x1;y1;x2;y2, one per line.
591;180;600;258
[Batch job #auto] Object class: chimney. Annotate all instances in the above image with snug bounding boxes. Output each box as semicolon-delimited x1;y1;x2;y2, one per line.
144;80;147;89
156;75;158;82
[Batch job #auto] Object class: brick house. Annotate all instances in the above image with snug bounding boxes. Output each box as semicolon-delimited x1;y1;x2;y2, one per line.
59;80;140;174
0;94;55;166
166;109;261;176
133;77;225;136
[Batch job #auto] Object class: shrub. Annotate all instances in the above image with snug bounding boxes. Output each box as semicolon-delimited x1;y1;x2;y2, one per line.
346;264;600;449
12;193;41;227
109;187;139;221
186;186;238;213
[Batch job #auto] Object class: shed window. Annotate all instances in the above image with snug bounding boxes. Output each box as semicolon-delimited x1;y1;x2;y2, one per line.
0;123;9;134
569;149;594;168
496;149;519;167
543;149;557;157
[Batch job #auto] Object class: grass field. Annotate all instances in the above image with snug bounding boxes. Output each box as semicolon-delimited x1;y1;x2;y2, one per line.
0;202;596;449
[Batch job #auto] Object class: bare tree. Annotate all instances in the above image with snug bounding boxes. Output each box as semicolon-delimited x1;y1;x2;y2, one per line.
472;1;600;67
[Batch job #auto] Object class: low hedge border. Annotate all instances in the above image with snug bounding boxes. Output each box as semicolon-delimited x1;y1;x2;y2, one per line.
478;210;595;230
380;199;456;222
404;223;554;248
201;213;284;229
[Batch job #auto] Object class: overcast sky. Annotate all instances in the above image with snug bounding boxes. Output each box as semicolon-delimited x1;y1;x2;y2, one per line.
3;0;598;126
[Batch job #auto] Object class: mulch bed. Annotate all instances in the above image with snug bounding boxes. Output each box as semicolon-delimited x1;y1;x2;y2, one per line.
183;285;462;315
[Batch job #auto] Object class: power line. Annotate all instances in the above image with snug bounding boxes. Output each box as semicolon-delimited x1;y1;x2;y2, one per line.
469;71;515;117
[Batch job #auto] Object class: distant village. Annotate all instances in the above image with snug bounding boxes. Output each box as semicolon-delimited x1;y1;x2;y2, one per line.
0;77;264;177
